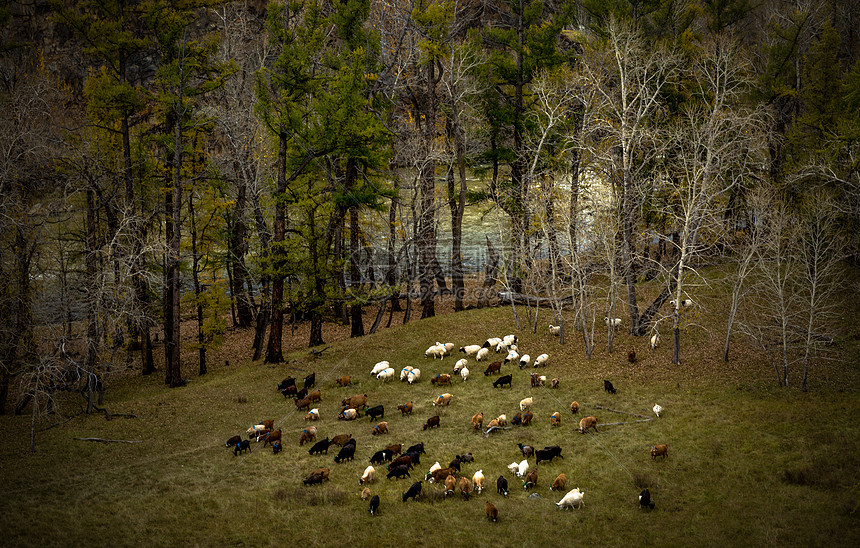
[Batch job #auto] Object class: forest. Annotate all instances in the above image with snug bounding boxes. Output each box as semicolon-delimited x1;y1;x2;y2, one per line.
1;0;859;419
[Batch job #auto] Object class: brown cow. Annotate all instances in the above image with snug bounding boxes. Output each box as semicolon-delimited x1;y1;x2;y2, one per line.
397;402;413;416
330;434;352;447
342;394;368;409
650;444;669;460
336;375;352;387
471;412;484;430
307;390;322;403
483;361;502;376
578;416;598;434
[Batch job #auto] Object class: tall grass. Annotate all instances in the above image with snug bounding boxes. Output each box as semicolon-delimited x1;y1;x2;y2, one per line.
1;300;858;547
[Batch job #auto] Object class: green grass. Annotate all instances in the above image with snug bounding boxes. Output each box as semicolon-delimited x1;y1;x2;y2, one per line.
1;300;859;547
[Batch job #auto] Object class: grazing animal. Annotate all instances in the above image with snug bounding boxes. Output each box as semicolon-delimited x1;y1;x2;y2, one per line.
651;444;669;460
430;374;452;386
511;413;522;426
475;347;491;362
258;419;275;430
515;459;529;478
338;408;358;421
389;455;413;470
305;409;319;421
433;393;453;406
298;427;317;446
246;424;268;438
371;421;389;436
523;469;538;490
426;461;441;478
550;412;562;427
425;344;445;359
295;387;308;401
570;401;580;414
397;402;413;416
483;337;502;349
604;317;622;327
304;372;316;390
334;444;355;463
361;487;371;500
254;429;272;442
578;416;599;434
277;377;296;391
386;464;411;480
550;378;560;389
503;350;520;365
225;435;241;448
402;481;422;502
303;472;325;486
460;366;469;381
453;358;468;373
530;373;546;387
497;475;509;497
533;353;549;367
518;354;531;369
308;468;330;481
485;418;500;430
376;367;396;382
369;494;380;516
548;324;561;336
260;429;282;447
628;348;636;363
429;467;456;483
444;474;456;495
496;414;507;427
370;450;391;465
400;366;414;381
517;443;534;458
386;443;403;456
556;487;585;509
336;375;352;387
484;361;502;376
639;488;655;509
472;412;484;430
281;385;298;398
330;434;352;446
650;332;660;350
342;394;369;409
460;344;482;355
365;405;385;421
370;361;390;375
294;396;313;411
447;457;461;472
521;411;533;426
653;403;663;418
406;443;425;455
405;450;422;466
472;469;485;493
536;445;563;464
551;473;567;491
233;439;251;456
458;476;472;499
423;415;440;430
604;379;617;394
308;437;331;455
493;374;512;388
272;441;282;454
486;501;499;522
360;465;376;485
519;397;533;411
407;368;421;384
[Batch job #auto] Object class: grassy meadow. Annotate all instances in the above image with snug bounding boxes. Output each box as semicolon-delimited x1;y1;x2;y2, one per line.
1;276;859;547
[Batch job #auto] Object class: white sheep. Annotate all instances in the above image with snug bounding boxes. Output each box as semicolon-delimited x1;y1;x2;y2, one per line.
472;469;485;494
371;361;390;375
497;414;507;425
604;317;622;327
495;340;508;352
653;403;663;418
475;347;490;362
650;332;660;351
518;354;531;369
533;353;549;367
504;350;520;364
484;337;502;349
436;342;455;356
556;487;585;509
460;366;469;381
516;459;529;478
360;465;375;485
407;368;421;384
503;334;517;346
425;344;446;359
548;324;561;336
305;408;319;421
453;358;468;373
519;397;533;411
376;367;395;381
460;344;482;356
400;366;414;381
507;462;520;475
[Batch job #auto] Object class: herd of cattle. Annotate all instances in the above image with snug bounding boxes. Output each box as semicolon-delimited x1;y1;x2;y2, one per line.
225;332;669;520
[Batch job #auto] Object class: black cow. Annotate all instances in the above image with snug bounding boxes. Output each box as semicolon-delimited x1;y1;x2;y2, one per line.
402;481;422;502
304;372;316;390
233;439;251;456
303;472;325;486
406;442;425;455
334;444;355;463
370;450;391;465
604;379;617;394
535;445;563;465
387;464;411;480
277;377;295;391
405;449;422;466
369;494;380;515
497;475;508;496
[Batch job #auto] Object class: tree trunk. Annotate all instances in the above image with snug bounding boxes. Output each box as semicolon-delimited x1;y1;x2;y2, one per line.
347;159;365;337
230;176;253;327
265;130;288;364
85;185;101;412
166;115;183;388
419;61;438;319
189;192;206;376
